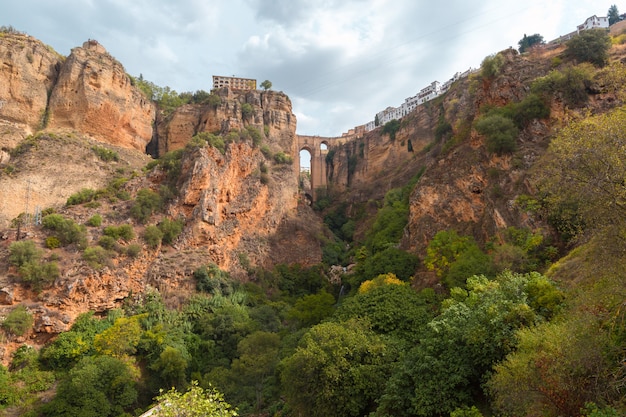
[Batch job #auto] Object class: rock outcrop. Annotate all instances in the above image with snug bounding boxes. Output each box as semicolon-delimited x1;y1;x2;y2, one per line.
0;35;155;153
0;32;60;148
47;40;155;151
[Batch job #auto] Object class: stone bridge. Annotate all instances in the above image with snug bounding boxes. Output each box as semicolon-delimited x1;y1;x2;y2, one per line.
296;135;333;201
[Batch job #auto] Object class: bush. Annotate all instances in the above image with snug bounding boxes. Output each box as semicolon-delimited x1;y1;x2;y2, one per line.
158;218;184;244
130;189;162;223
86;214;102;227
103;224;135;241
565;29;611;67
382;119;401;141
143;225;163;249
273;151;293;164
92;145;119;162
66;188;97;206
45;236;61;249
2;305;34;336
194;264;232;295
474;114;518;154
531;64;595;106
98;235;119;250
18;261;59;291
9;240;41;267
83;246;113;269
481;52;506;78
241;102;253;118
125;244;142;258
246;126;263;146
42;215;87;248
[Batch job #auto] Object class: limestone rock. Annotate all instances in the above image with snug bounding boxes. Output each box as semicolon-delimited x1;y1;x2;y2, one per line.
47;41;155;151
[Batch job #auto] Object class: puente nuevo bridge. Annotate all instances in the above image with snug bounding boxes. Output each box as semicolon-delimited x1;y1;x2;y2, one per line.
296;134;356;201
296;135;331;201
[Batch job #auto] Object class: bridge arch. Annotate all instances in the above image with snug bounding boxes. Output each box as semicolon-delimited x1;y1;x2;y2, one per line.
296;135;333;200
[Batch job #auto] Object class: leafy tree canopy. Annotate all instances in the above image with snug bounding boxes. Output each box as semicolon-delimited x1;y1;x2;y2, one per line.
518;33;545;53
565;29;611;67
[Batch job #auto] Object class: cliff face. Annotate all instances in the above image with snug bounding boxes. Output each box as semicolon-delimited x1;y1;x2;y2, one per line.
0;33;60;147
155;88;296;157
47;41;155;151
0;35;155;153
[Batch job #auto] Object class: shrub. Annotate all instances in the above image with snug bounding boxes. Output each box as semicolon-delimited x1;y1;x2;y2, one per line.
260;145;271;158
45;236;61;249
2;305;33;336
565;29;611;67
143;225;163;249
531;64;595;106
194;264;232;295
474;114;518;154
66;188;97;206
98;235;119;250
18;261;59;291
481;52;506;78
86;214;102;227
42;214;87;248
273;151;293;164
158;218;184;244
382;119;401;141
130;189;162;223
9;240;41;267
92;145;119;162
103;224;135;241
246;126;263;146
241;103;253;118
125;244;142;258
83;246;113;269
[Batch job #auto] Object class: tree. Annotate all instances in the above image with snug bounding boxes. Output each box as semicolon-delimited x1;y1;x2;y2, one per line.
488;316;616;417
536;107;626;241
41;355;138;417
608;4;620;25
474;113;518;154
377;272;563;417
280;320;396;417
565;29;611;67
260;80;272;91
518;33;545;53
150;381;237;417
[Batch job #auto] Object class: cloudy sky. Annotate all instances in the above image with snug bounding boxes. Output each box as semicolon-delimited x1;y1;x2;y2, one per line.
1;0;613;136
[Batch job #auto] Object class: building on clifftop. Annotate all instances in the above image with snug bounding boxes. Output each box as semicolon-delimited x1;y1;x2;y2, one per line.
212;75;257;90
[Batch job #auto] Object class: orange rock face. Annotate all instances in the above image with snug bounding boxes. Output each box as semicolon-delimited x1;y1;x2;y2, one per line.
48;43;155;151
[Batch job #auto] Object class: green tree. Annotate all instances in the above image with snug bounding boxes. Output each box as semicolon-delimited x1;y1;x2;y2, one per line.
608;4;620;25
488;316;616;417
229;331;281;411
334;283;434;344
2;305;34;337
8;240;41;267
281;320;396;417
40;355;137;417
536;107;626;241
287;290;335;327
150;381;237;417
130;189;162;223
378;272;562;417
260;80;272;91
93;315;144;358
241;103;253;119
565;29;611;67
518;33;545;53
474;113;518;154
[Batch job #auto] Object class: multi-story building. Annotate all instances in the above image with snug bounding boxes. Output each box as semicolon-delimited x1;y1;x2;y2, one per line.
577;15;609;32
212;75;257;90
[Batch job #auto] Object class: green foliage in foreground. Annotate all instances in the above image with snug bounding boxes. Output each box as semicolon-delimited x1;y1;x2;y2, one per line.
152;381;238;417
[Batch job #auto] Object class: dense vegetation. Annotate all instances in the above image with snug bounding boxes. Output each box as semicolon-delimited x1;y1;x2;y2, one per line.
1;25;625;417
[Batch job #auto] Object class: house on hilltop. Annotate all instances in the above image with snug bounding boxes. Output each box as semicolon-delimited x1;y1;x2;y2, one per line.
212;75;257;91
577;15;609;32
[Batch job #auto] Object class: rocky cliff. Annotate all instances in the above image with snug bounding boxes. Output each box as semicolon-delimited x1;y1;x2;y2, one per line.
0;35;155;153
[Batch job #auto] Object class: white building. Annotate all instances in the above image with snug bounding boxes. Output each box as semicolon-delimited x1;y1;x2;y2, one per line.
577;15;609;32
